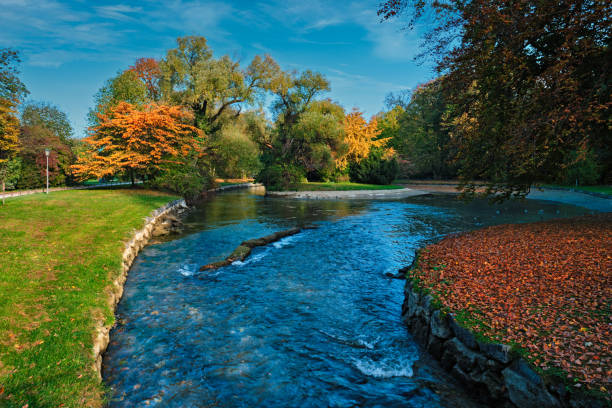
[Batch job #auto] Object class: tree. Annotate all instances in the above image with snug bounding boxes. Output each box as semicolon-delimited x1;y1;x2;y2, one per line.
379;0;611;197
17;124;71;188
18;101;76;187
211;122;262;179
398;79;457;179
160;36;280;132
0;100;20;202
337;110;391;170
88;70;148;127
270;69;330;131
72;102;204;184
129;58;162;101
0;48;27;202
0;48;28;103
270;99;346;182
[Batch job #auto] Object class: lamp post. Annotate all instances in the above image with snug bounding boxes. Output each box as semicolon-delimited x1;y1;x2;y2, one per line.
45;148;50;194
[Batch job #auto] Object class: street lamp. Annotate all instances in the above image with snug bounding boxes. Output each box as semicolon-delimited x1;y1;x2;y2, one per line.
44;148;50;194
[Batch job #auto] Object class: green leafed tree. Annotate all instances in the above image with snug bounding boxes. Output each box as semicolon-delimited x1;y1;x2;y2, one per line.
88;70;148;127
379;0;611;198
160;36;281;132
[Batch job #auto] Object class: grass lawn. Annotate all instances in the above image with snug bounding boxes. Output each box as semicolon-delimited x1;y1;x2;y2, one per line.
408;214;611;397
294;182;403;191
0;189;178;407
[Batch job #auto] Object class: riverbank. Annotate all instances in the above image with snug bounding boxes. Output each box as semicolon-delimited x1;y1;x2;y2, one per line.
0;189;178;408
400;182;611;212
267;187;426;199
402;214;611;406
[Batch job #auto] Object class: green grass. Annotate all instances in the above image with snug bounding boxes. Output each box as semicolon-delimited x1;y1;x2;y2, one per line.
0;189;178;407
294;182;403;191
539;184;612;195
218;181;246;187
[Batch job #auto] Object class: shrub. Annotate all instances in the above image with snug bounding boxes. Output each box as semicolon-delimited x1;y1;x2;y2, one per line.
256;163;305;191
349;148;399;185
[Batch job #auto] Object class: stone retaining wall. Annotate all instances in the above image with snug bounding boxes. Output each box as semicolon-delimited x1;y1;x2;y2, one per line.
402;279;605;408
92;198;188;378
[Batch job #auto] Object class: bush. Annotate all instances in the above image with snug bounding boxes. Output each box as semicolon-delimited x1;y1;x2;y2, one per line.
349;149;399;185
151;155;213;204
256;163;305;191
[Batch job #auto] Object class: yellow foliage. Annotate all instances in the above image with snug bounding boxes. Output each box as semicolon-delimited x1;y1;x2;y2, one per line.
0;99;20;164
337;110;391;169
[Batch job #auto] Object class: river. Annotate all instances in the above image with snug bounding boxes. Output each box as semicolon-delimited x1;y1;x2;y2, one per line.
103;190;594;407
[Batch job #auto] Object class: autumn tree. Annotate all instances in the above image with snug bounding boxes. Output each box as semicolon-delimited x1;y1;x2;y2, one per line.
0;49;28;202
0;100;20;201
17;102;76;188
72;102;204;185
379;0;612;198
160;36;280;132
337;110;390;170
129;58;162;101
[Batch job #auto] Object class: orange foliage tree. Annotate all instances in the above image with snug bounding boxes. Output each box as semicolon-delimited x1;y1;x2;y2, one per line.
71;102;203;183
337;110;392;170
129;58;161;101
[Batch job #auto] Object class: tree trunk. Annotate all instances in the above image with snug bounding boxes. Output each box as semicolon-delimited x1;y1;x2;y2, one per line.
130;170;135;186
1;179;4;206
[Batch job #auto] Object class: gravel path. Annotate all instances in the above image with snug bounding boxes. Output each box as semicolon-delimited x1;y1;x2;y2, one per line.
402;183;611;212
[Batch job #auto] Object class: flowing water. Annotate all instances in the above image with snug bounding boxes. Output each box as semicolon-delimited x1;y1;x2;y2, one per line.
103;190;594;407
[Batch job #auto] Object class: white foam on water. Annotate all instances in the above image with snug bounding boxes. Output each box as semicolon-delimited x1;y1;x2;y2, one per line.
355;336;379;350
177;263;198;277
272;234;300;249
353;356;414;378
232;249;270;266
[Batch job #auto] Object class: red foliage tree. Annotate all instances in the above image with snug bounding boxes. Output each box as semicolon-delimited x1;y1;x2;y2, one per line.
128;58;161;101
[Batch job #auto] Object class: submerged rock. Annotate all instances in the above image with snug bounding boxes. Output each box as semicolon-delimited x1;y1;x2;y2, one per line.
200;227;303;271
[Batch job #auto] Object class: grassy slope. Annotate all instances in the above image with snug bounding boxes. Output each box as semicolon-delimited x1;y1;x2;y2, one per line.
295;182;403;191
0;189;177;408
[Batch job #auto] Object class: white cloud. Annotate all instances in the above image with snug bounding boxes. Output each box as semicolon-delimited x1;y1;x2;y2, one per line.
255;0;421;61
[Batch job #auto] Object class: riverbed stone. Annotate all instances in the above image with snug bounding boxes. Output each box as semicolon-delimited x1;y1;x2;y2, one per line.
478;340;514;364
403;287;420;319
445;337;485;372
426;334;444;359
502;367;560;408
449;316;478;350
412;316;430;346
430;310;452;339
475;369;506;400
440;341;457;370
451;363;478;387
511;359;543;386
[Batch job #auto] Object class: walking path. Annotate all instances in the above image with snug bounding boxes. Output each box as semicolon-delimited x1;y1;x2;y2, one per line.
402;183;611;212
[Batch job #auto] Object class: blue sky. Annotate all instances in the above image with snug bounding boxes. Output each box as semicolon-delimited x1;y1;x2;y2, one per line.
2;0;436;138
